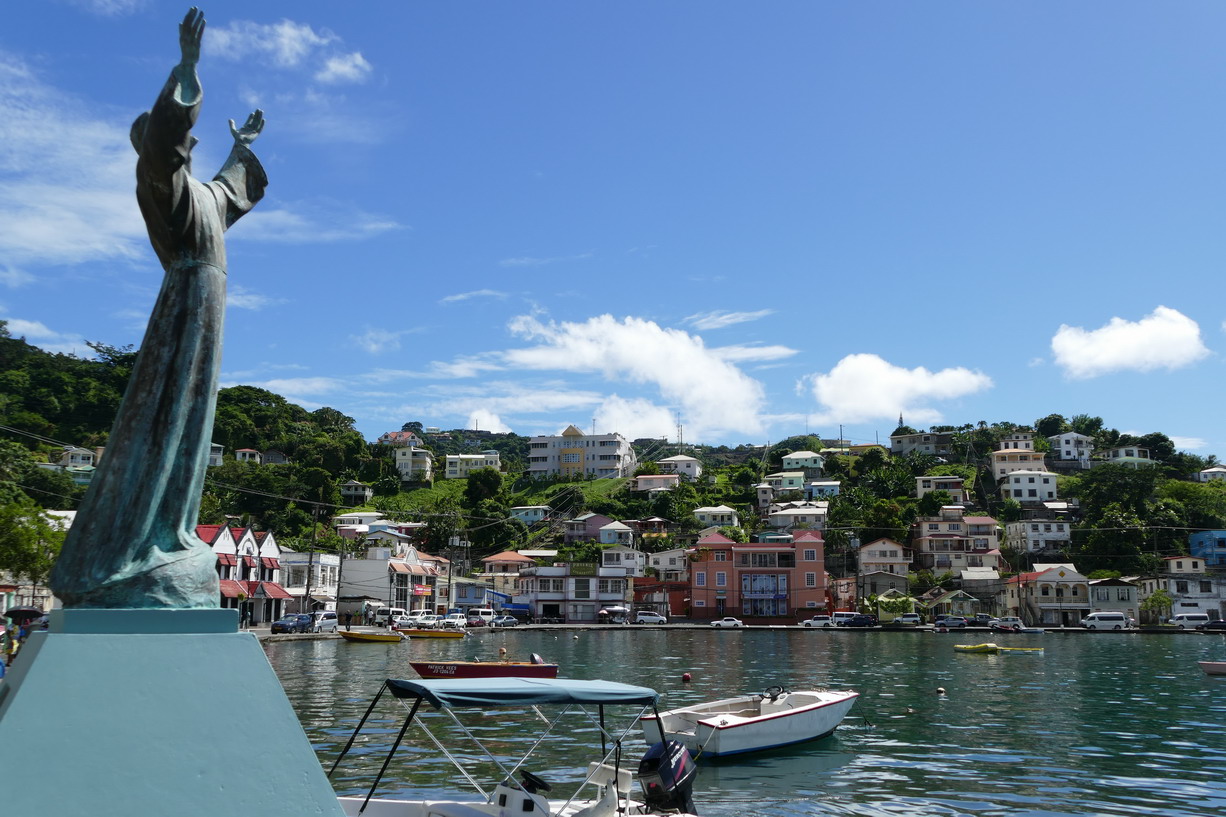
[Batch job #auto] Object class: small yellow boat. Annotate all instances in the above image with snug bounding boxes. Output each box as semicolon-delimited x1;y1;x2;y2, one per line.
954;643;1043;654
395;628;468;639
339;630;404;644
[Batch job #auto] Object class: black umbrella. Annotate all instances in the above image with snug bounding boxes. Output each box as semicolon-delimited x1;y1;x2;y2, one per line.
4;606;45;623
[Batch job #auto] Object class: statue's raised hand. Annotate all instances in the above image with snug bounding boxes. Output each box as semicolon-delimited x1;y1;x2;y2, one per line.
179;7;205;67
229;109;265;147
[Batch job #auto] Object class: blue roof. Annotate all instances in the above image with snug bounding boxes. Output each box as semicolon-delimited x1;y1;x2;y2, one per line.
384;677;659;708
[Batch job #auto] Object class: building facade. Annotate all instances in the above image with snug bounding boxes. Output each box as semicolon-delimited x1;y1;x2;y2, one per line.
526;424;638;479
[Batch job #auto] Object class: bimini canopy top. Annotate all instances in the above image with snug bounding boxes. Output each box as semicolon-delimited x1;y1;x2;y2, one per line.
384;677;659;708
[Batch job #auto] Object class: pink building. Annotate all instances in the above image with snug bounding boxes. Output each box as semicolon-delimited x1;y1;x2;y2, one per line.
689;530;827;621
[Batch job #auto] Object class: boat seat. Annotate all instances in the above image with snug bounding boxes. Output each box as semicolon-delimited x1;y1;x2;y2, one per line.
585;762;632;794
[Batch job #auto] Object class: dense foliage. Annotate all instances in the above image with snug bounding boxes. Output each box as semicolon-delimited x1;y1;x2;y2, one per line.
1;319;1222;584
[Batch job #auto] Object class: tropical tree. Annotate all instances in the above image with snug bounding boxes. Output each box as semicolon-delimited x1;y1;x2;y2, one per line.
1140;588;1174;624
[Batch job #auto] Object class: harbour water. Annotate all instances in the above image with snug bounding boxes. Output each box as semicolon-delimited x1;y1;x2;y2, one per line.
265;629;1226;816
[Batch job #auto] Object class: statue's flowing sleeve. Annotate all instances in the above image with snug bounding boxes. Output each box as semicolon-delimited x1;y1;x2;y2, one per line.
135;69;202;266
211;143;268;228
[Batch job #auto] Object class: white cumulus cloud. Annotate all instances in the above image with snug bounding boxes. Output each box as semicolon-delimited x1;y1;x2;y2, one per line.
207;20;337;69
1051;306;1209;379
503;314;767;440
803;353;993;426
592;396;677;442
467;409;512;434
316;52;372;85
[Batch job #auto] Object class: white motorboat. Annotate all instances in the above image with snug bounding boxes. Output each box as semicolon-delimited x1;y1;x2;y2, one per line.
640;685;859;758
331;677;699;817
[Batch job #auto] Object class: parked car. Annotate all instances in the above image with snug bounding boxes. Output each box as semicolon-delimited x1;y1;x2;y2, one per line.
414;614;442;629
710;617;744;628
490;615;519;627
440;613;468;630
373;607;406;626
990;616;1025;631
841;614;877;628
894;613;923;626
1202;620;1226;632
271;614;312;634
466;615;488;627
311;611;338;633
967;614;995;627
936;616;968;628
800;615;834;628
634;611;668;624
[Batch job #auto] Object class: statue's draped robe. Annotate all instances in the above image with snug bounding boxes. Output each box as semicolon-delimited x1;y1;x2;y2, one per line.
50;70;266;608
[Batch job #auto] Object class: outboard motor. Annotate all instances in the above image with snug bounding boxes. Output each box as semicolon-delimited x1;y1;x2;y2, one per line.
638;740;698;814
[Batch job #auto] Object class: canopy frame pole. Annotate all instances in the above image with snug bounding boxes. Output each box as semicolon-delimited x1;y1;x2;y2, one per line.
360;697;422;814
328;681;389;777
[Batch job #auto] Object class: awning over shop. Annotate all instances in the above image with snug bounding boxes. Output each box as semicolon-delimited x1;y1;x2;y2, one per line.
389;562;410;573
310;594;335;603
255;582;293;600
260;557;281;569
216;554;237;566
242;555;258;568
218;579;245;598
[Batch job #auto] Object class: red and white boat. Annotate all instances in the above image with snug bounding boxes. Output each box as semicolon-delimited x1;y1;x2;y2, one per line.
410;654;558;679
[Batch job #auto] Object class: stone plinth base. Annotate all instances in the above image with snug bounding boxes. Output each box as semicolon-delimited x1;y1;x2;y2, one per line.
0;609;344;817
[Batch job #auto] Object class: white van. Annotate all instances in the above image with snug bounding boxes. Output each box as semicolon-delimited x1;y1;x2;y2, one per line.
468;608;496;625
831;612;858;626
1170;612;1210;630
374;607;406;626
1081;611;1131;630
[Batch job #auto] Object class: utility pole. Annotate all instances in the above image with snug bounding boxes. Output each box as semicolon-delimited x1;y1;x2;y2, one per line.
302;504;319;614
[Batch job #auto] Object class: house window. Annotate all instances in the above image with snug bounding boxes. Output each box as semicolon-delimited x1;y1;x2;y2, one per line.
1200;581;1212;593
805;572;817;587
803;549;817;561
695;572;706;587
1176;580;1188;593
1095;587;1109;601
1117;588;1130;601
1041;586;1050;596
715;572;726;587
714;552;727;561
574;579;591;599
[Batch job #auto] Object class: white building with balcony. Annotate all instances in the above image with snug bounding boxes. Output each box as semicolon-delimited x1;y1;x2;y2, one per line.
394;446;434;482
1048;432;1093;468
1000;469;1059;503
514;563;632;622
693;505;739;527
444;451;501;479
526;424;638;479
658;454;702;482
1004;518;1071;553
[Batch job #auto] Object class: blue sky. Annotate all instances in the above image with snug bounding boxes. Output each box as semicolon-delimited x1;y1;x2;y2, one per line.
2;2;1224;453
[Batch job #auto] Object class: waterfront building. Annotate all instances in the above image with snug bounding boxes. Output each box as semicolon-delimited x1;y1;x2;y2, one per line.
858;570;908;599
1136;555;1226;622
647;548;690;583
658;454;702;481
600;544;646;576
525;424;638;479
513;562;631;622
1087;577;1140;622
199;524;293;624
443;451;501;479
688;529;826;620
336;541;447;613
477;550;537;598
1003;563;1090;627
278;547;340;615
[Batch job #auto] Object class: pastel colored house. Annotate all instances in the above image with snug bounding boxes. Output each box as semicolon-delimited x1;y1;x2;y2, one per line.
805;480;841;499
563;513;614;544
601;544;646;576
688;530;827;620
766;501;828;531
1099;446;1156;468
910;507;1001;577
511;505;552;525
1197;465;1226;483
632;473;681;493
1003;564;1090;627
598;521;634;547
1189;530;1226;567
915;475;969;504
526;424;638;479
693;505;739;527
513;562;632;622
444;451;501;479
781;451;824;472
858;538;911;576
395;446;434;482
1004;518;1071;553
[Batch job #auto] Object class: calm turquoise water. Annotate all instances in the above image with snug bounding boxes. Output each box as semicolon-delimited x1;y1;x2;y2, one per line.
264;629;1226;816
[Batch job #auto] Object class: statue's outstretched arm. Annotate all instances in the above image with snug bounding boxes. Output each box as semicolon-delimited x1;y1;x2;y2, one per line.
173;7;204;108
229;109;265;148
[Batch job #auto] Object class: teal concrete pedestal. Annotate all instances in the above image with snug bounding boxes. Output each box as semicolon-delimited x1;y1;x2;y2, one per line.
0;609;344;817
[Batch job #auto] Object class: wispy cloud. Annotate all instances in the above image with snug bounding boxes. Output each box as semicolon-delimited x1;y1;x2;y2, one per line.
429;355;505;378
69;0;145;16
1051;306;1209;379
351;328;420;355
231;201;401;243
1;316;89;355
207;20;339;70
802;353;992;426
503;314;768;440
227;286;285;311
499;253;592;268
1;265;33;288
440;289;508;304
714;343;797;363
685;309;774;330
1171;435;1208;451
0;54;145;268
316;52;372;85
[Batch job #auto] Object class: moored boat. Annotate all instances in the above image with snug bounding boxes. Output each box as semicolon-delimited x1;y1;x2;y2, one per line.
1198;660;1226;676
339;630;404;644
640;685;859;758
954;643;1044;654
395;627;467;639
331;677;699;816
411;654;558;679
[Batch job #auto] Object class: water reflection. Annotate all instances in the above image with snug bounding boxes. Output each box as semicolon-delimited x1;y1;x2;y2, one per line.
267;630;1226;815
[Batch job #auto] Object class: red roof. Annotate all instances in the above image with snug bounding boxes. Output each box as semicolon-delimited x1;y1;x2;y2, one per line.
243;555;257;568
696;532;736;546
260;557;281;569
196;524;225;543
963;516;998;524
257;581;293;600
218;579;245;598
216;553;237;566
793;531;824;543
